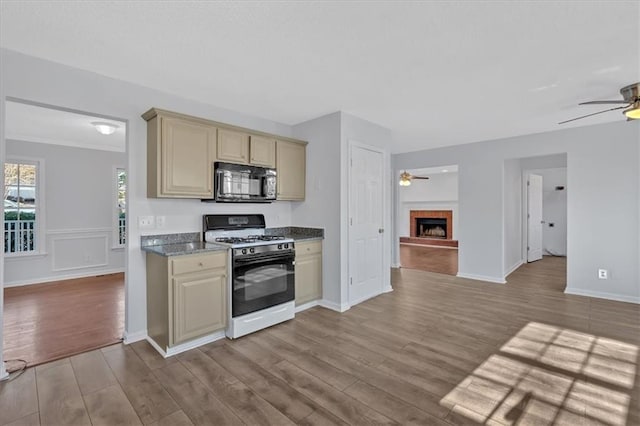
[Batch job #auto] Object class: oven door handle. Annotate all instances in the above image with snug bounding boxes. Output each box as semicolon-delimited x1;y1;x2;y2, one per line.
234;253;294;265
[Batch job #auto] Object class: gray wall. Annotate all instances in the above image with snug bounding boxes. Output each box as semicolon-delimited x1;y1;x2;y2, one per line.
4;140;126;285
394;121;640;302
291;112;342;306
293;111;392;309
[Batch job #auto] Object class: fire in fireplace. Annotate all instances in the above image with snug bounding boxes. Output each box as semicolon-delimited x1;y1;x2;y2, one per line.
416;217;447;239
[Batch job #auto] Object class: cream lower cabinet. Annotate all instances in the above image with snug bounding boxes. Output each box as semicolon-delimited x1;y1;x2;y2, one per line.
276;140;306;200
146;250;227;353
295;240;322;306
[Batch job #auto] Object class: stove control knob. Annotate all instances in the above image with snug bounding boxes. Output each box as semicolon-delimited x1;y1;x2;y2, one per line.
249;248;255;254
284;243;289;249
241;249;247;255
277;244;282;249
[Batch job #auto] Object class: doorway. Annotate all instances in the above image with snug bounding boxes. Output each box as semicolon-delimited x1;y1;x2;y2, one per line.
2;99;127;366
396;164;459;275
505;154;567;292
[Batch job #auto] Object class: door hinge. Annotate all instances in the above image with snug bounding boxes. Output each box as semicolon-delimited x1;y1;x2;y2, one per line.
350;218;353;225
350;158;353;167
527;246;530;251
527;181;530;186
350;277;353;285
527;213;530;219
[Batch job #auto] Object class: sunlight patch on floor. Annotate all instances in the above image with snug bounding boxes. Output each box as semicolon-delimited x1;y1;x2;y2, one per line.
440;322;638;425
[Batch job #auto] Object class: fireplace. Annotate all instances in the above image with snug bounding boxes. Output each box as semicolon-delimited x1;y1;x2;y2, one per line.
416;217;447;239
409;210;453;240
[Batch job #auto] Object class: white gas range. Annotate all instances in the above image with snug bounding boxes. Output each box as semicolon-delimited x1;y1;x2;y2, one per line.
203;214;296;339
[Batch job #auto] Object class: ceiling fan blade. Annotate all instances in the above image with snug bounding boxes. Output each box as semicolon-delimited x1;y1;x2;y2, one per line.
558;105;628;125
579;100;630;105
412;176;430;180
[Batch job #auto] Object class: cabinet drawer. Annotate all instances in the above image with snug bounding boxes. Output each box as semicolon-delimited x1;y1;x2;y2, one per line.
296;241;322;256
171;252;226;275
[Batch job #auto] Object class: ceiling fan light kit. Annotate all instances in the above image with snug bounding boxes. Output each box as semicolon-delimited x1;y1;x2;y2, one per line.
559;82;640;124
624;101;640;119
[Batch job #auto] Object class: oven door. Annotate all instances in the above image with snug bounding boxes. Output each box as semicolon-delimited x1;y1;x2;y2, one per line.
232;252;295;317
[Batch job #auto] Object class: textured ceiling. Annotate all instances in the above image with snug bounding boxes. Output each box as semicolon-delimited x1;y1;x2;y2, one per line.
1;1;638;153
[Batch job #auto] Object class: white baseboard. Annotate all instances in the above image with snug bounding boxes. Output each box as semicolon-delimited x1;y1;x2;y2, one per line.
123;329;147;344
295;300;320;313
0;362;8;381
456;272;506;284
391;263;401;268
504;260;524;278
564;288;640;305
147;331;226;358
4;268;125;288
382;285;394;293
319;299;351;313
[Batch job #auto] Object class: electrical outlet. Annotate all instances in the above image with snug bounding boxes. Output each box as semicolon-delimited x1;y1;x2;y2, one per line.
156;216;166;229
598;269;608;279
138;216;155;229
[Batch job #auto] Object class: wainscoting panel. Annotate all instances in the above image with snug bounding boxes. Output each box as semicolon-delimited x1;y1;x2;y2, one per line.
51;229;109;272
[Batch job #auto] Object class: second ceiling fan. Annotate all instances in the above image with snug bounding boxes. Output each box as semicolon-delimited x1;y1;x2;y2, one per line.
399;170;429;186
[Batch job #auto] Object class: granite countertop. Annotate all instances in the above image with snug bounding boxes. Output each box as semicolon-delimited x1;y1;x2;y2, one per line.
141;232;227;257
265;226;324;241
142;241;227;257
141;227;323;257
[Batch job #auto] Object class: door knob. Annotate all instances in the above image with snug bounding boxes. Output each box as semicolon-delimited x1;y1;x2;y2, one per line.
378;228;384;234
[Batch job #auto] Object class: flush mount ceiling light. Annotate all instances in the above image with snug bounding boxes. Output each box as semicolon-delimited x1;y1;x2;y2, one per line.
91;121;119;135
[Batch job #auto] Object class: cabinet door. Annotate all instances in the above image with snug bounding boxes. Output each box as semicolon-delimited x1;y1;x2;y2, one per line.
161;117;216;197
217;129;249;164
173;269;226;345
249;135;276;167
295;251;322;306
276;141;306;200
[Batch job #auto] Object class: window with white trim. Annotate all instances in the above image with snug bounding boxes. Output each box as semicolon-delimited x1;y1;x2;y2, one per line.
115;168;126;247
4;160;40;254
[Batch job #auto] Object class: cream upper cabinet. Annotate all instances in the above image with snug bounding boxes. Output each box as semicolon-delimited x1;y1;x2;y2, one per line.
144;110;217;198
249;135;276;168
146;250;228;352
217;129;249;164
276;140;306;200
295;240;322;306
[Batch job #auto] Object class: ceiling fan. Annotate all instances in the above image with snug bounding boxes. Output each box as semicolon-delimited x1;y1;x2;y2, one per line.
399;171;429;186
559;82;640;124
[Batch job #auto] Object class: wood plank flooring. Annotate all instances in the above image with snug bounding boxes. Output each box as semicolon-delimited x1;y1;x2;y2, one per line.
507;255;567;293
3;273;124;367
400;243;458;275
2;258;639;425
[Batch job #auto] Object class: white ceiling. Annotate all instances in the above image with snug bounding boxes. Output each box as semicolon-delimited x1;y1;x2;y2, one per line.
1;1;638;153
5;101;126;152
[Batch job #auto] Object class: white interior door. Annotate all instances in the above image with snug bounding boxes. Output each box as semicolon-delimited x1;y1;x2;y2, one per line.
527;174;543;262
349;144;384;305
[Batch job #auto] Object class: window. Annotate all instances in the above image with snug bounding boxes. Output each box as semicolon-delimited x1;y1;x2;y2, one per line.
4;160;40;254
115;168;126;247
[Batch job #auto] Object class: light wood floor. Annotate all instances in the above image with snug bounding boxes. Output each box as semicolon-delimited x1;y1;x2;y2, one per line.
2;260;639;426
3;273;124;367
400;243;458;275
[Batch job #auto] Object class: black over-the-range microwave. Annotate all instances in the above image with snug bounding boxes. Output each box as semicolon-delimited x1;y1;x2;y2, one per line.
202;162;276;203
